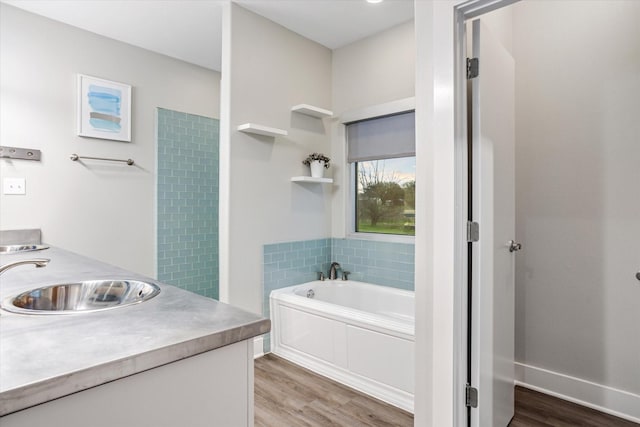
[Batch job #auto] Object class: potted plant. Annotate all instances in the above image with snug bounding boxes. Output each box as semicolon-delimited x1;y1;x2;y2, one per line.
302;153;331;178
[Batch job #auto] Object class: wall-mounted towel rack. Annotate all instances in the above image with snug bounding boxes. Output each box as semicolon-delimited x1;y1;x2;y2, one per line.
70;154;134;166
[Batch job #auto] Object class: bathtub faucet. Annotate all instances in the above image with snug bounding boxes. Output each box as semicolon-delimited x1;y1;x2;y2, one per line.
329;262;341;280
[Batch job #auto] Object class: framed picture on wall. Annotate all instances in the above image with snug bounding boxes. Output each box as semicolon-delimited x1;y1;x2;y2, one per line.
77;74;131;142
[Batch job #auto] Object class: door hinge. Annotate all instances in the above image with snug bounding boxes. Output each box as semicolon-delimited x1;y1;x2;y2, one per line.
467;221;479;242
466;384;478;408
467;57;479;79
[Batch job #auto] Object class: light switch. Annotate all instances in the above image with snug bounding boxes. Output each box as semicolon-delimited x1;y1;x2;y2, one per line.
3;178;26;195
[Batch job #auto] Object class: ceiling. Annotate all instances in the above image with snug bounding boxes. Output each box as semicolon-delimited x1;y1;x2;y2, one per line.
1;0;414;72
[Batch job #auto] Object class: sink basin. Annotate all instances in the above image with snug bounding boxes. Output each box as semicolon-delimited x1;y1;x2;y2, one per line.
0;244;49;254
2;280;161;314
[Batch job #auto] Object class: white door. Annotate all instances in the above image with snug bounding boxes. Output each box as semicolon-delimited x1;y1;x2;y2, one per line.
470;19;516;427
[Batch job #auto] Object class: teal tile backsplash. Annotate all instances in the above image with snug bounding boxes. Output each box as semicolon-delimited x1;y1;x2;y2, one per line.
157;108;219;299
262;237;414;352
331;239;414;291
262;238;331;353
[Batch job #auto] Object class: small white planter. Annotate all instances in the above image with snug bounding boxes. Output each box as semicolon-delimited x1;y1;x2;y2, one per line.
310;160;326;178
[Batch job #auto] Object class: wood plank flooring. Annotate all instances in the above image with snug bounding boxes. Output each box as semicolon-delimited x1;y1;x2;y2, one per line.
510;386;638;427
254;354;413;427
255;354;638;427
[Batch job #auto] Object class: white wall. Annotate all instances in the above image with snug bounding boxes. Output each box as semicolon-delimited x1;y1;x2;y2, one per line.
330;20;415;237
413;1;460;425
479;6;513;56
513;0;640;413
420;1;640;423
332;21;415;115
220;3;332;313
0;4;220;277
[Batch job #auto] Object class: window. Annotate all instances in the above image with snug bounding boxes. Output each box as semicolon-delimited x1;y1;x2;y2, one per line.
346;111;416;237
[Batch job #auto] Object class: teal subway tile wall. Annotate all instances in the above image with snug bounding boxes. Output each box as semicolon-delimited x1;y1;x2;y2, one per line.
331;239;414;291
262;238;331;352
157;108;219;299
262;237;414;352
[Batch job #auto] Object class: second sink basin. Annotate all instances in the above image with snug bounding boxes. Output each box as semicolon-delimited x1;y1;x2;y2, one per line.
2;280;161;315
0;244;49;254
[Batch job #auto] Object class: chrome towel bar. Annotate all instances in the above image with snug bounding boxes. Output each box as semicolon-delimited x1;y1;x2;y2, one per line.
70;154;134;166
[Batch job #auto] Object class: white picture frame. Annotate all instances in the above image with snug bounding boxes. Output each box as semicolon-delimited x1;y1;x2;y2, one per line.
77;74;131;142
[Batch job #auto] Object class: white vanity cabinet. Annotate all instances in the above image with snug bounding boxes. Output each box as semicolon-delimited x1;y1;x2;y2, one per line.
1;340;255;427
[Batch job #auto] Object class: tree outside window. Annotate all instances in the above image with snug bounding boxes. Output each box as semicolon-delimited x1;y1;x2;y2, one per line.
356;158;416;236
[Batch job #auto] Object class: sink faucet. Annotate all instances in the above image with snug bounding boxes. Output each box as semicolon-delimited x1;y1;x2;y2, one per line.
329;262;341;280
0;258;50;276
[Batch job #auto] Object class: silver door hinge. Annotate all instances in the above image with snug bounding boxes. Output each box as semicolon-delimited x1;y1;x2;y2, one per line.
467;221;479;242
467;57;479;79
466;384;478;408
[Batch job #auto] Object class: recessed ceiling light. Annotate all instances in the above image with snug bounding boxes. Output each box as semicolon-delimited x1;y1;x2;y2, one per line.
367;0;384;4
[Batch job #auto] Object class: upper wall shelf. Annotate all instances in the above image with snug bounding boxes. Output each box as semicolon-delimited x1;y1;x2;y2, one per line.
291;176;333;184
291;104;333;119
237;123;288;137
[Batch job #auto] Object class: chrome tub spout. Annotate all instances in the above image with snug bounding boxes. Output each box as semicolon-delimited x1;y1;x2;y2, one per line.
329;262;341;280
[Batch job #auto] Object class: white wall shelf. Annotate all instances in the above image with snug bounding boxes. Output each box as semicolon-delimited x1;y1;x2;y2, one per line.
291;104;333;119
291;176;333;184
237;123;288;137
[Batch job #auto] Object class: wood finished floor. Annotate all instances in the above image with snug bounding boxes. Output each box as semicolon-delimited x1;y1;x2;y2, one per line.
255;354;638;427
254;354;413;427
509;386;638;427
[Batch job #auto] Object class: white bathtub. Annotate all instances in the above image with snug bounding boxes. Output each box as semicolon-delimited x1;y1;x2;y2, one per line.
270;280;415;412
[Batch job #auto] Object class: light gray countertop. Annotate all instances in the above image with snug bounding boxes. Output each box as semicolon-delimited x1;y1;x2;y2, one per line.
0;246;270;416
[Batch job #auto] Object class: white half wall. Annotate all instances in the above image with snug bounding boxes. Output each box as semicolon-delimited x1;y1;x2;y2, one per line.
0;4;220;277
220;3;332;313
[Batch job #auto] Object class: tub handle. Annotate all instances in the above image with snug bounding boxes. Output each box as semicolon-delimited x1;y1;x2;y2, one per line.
342;271;351;281
317;271;325;281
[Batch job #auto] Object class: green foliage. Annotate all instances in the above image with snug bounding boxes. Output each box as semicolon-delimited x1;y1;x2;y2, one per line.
359;181;404;226
403;181;415;210
302;152;330;168
358;222;415;236
356;160;416;235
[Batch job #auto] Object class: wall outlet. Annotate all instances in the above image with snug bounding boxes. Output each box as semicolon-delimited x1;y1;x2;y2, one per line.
3;178;26;195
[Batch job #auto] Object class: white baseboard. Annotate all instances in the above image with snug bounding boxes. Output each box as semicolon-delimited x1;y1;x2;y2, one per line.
515;362;640;423
253;336;264;359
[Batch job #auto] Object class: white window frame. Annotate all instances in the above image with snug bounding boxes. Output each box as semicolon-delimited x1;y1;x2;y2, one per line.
341;97;416;243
